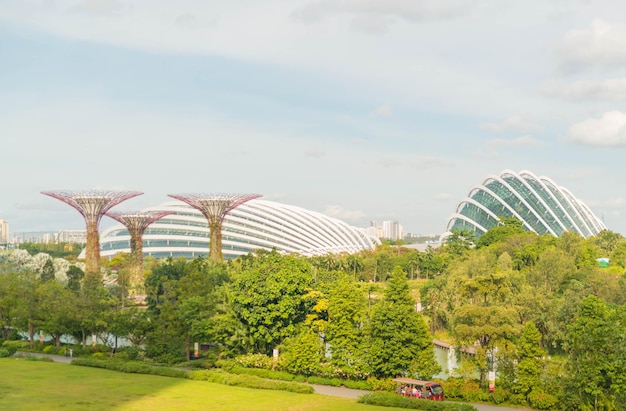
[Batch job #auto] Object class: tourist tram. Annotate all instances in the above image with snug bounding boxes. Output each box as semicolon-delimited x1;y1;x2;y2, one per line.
393;377;445;401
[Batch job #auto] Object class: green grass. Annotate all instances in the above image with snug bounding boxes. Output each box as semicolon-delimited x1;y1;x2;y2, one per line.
0;359;403;411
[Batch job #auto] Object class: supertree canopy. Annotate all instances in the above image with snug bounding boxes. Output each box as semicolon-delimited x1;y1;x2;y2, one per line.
167;193;262;261
105;210;173;295
41;189;143;275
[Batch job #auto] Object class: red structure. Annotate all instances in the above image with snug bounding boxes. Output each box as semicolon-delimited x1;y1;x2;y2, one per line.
41;190;143;275
105;210;173;293
167;193;261;261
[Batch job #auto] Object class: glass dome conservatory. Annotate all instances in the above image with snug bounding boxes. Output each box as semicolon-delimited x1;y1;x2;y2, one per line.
445;169;606;239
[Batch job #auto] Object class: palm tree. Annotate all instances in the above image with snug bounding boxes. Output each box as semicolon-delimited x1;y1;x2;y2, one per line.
346;254;364;281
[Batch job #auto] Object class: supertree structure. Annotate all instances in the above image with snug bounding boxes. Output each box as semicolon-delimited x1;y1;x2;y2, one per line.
105;210;173;293
167;193;262;261
41;190;143;275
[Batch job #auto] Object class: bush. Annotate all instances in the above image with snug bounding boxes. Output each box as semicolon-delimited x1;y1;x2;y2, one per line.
342;379;371;390
42;345;55;354
441;378;488;402
71;358;187;378
367;377;396;392
229;366;296;381
2;340;29;352
528;389;559;410
358;392;477;411
113;346;142;362
489;388;510;404
187;370;314;394
0;342;18;356
233;353;275;370
0;348;12;358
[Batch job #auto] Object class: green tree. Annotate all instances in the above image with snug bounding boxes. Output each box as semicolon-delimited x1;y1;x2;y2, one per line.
38;280;77;346
326;274;366;372
363;266;440;379
516;321;544;399
281;328;324;375
109;307;154;347
444;229;475;257
40;258;55;282
476;217;526;248
66;265;84;293
231;251;312;354
564;295;626;411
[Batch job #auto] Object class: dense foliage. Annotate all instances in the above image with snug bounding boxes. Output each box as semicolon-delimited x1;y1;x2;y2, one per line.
3;224;626;410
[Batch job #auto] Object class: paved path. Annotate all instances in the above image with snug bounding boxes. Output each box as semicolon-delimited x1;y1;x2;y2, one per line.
16;351;74;364
17;352;532;411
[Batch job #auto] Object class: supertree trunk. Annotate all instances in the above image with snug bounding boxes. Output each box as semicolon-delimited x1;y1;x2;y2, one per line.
85;219;101;275
105;210;173;295
208;218;223;261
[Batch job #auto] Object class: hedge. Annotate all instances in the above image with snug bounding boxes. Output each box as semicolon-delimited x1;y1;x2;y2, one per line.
358;393;478;411
187;370;314;394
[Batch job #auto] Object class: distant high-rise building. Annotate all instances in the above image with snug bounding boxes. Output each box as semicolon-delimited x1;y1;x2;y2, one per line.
0;219;9;245
382;220;403;240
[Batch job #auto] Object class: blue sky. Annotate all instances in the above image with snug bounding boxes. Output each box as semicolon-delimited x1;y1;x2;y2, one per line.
2;0;626;237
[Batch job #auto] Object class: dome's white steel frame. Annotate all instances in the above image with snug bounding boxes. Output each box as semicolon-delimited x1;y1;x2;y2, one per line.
99;199;380;260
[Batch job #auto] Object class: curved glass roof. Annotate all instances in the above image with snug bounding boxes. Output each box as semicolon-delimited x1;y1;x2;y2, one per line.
99;199;380;260
445;169;606;239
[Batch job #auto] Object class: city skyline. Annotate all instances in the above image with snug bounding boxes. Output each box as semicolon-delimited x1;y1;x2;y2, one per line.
2;1;626;237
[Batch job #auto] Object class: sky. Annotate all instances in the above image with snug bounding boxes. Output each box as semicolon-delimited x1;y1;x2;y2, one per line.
2;0;626;237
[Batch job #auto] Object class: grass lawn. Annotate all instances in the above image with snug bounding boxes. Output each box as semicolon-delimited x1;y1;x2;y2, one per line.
0;358;402;411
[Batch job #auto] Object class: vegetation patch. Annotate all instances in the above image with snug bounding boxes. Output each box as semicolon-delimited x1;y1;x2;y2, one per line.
187;369;314;394
357;392;477;411
71;358;187;378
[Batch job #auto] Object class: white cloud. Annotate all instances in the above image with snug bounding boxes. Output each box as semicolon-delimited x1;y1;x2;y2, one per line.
471;149;498;159
480;116;542;133
304;147;326;158
434;192;451;201
542;78;626;102
409;156;451;169
71;0;122;16
556;19;626;71
292;0;472;25
379;156;402;168
323;204;366;222
567;111;626;146
486;136;544;148
350;14;395;34
370;103;393;117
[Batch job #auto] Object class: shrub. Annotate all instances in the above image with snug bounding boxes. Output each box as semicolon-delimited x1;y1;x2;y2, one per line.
358;392;477;411
2;340;29;352
234;353;275;370
441;378;487;402
489;387;510;404
0;348;11;358
528;388;559;410
71;358;187;378
187;370;314;394
367;377;396;392
342;379;371;390
228;366;296;381
42;345;57;354
306;376;342;386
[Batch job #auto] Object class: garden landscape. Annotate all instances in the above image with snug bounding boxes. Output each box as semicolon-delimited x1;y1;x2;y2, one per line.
3;219;626;410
